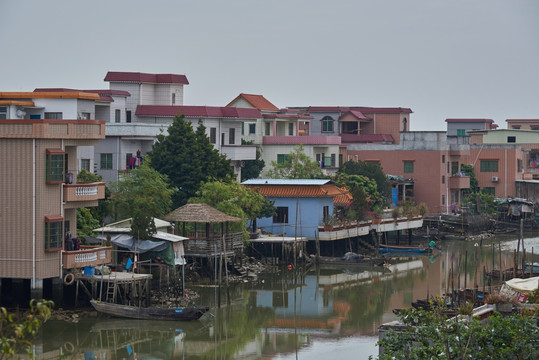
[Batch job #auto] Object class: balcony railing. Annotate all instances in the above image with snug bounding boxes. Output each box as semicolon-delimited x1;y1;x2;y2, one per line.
62;246;112;269
0;119;105;140
263;135;341;145
449;175;470;189
220;145;256;161
64;182;105;203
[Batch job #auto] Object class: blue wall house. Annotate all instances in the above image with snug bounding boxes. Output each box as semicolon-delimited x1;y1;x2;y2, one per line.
241;179;352;240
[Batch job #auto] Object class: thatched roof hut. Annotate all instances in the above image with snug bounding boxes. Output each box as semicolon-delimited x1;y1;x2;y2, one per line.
164;203;242;223
164;203;243;258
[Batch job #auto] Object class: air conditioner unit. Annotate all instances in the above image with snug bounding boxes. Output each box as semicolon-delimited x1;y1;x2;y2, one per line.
491;176;499;182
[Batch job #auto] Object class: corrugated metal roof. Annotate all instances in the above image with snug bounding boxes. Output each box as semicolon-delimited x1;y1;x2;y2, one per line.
242;179;331;186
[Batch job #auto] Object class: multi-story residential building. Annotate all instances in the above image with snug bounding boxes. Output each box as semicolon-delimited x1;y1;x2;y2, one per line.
445;118;497;136
227;94;342;174
293;106;413;145
506;119;539;131
95;72;257;182
0;91;107;302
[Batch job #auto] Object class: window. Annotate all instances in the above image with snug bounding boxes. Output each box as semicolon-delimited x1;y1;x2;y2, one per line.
442;195;445;205
210;128;217;144
44;112;63;119
331;154;336;167
442;155;445;163
288;123;294;136
457;129;466;136
442;175;445;184
531;126;539;131
45;216;63;251
518;159;523;173
322;116;333;132
241;122;244;135
339;154;343;167
273;207;289;223
324;155;331;167
507;136;516;143
81;159;90;171
402;117;407;132
0;106;7;119
115;109;121;123
277;154;290;164
79;112;90;119
229;128;235;145
451;161;459;176
403;161;414;173
323;206;329;219
265;122;270;136
512;126;521;130
447;162;450;174
249;124;256;135
46;150;65;183
172;93;176;105
482;187;495;196
480;160;498;172
100;153;113;169
126;110;132;123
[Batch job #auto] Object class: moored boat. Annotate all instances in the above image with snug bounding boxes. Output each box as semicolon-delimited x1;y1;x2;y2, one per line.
90;300;209;321
379;244;433;254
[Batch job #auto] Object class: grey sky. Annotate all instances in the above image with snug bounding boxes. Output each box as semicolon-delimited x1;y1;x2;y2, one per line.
1;0;538;130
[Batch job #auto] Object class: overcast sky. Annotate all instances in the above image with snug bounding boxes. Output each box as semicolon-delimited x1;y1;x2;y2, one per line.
1;0;538;130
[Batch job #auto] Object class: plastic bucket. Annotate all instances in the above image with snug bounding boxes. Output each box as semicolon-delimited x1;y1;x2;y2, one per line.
84;266;95;276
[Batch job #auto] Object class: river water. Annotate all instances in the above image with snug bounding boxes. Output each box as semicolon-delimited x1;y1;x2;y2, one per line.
34;234;539;360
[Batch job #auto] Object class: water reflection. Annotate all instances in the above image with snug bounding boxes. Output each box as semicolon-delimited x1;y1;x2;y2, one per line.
35;236;539;359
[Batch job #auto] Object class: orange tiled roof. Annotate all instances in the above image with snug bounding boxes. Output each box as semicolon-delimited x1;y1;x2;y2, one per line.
0;92;100;100
226;93;279;111
0;100;35;106
246;184;352;205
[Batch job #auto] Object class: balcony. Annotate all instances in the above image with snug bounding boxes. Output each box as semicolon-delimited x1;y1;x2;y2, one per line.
220;145;256;161
0;119;105;140
64;182;105;206
449;175;470;189
62;246;112;269
263;135;341;145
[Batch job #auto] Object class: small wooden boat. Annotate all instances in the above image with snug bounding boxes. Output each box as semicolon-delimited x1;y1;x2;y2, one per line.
379;244;433;254
90;300;209;321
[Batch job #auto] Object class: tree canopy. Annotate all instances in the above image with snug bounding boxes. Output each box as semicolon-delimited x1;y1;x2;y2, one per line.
150;116;234;207
335;173;382;220
339;160;391;205
110;162;175;239
189;179;275;234
266;145;326;179
76;170;110;236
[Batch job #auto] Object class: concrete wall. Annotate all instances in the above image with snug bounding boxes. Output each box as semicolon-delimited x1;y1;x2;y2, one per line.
256;196;334;239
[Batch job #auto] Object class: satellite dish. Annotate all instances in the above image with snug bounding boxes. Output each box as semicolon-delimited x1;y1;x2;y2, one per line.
16;109;26;118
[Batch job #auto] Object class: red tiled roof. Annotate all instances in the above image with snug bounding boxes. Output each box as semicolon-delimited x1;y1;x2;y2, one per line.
226;93;279;111
340;110;367;121
104;72;189;85
445;118;494;123
136;105;261;118
245;184;352;205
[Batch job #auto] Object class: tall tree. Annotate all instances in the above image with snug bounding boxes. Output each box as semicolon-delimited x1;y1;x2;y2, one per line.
150;116;233;207
241;139;265;181
339;160;391;205
189;179;275;233
110;162;175;239
266;144;326;179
